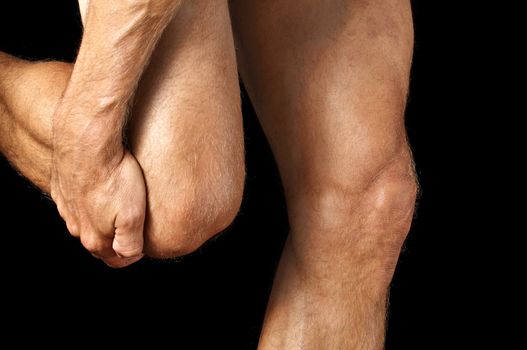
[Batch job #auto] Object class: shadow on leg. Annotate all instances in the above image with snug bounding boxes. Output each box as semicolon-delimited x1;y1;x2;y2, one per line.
230;0;416;348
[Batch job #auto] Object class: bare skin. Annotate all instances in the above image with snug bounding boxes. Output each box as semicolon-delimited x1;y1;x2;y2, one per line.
0;0;416;347
0;0;244;264
230;0;416;348
51;0;186;266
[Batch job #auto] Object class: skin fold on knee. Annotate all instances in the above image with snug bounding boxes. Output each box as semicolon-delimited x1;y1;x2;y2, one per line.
287;149;418;288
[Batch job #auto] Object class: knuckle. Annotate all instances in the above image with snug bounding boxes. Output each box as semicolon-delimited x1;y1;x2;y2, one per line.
81;235;108;255
66;222;80;238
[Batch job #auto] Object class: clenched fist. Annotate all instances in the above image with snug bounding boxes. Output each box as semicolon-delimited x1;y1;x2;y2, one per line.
51;115;146;268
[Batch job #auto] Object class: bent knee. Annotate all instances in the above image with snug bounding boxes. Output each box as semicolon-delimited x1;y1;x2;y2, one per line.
360;158;418;237
143;167;245;259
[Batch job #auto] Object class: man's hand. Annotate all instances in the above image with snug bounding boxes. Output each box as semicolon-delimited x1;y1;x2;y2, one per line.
51;144;146;267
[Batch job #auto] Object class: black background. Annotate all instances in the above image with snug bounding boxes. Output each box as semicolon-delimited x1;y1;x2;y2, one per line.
0;1;497;348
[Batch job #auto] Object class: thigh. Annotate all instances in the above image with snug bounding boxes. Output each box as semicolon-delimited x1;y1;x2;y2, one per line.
79;0;244;253
230;0;413;196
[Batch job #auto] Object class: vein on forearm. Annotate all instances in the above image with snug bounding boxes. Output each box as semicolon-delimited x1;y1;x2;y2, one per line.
59;0;183;131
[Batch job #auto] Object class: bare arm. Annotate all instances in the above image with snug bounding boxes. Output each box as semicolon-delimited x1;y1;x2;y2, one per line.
51;0;184;267
55;0;183;146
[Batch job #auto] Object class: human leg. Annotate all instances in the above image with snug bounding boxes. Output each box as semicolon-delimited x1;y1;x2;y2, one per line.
117;0;245;258
0;54;70;192
230;0;416;347
0;0;244;259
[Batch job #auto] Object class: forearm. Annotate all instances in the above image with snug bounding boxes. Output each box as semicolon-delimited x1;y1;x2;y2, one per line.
54;0;183;157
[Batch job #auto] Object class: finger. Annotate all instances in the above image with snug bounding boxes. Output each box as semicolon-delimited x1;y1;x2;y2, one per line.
112;208;145;258
65;220;80;238
102;255;143;269
56;202;80;238
81;232;116;259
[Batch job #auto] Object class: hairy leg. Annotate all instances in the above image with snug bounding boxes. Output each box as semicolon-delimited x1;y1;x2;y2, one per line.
112;0;244;258
230;0;416;348
0;54;69;191
0;0;244;259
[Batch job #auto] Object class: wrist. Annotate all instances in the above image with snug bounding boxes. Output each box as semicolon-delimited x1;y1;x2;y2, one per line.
50;71;129;171
52;108;125;167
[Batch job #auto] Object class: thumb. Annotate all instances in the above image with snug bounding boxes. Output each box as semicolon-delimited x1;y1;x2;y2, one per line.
112;151;147;259
113;208;145;258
